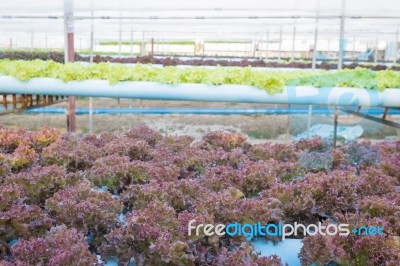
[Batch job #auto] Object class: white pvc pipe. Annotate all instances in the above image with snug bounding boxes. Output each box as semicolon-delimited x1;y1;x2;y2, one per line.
0;76;399;107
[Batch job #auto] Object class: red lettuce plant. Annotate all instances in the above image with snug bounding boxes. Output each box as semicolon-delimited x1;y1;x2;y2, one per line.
100;201;182;265
0;126;59;154
263;183;316;224
298;149;333;172
0;153;12;180
300;233;400;266
102;137;152;161
5;165;66;205
9;145;38;171
0;184;27;211
294;137;324;152
125;125;162;147
198;131;248;151
358;167;398;196
10;225;97;266
213;242;284;266
82;131;116;148
86;155;149;193
207;148;249;169
247;142;298;162
41;133;101;171
0;127;31;153
202;165;245;192
153;146;209;179
0;204;54;242
45;181;122;245
345;141;381;172
155;135;194;152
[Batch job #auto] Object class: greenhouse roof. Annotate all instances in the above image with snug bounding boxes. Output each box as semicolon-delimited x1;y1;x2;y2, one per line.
0;0;399;41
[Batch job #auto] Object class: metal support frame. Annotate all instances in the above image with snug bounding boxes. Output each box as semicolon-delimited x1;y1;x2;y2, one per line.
338;0;346;70
278;25;282;60
89;8;94;134
1;94;66;115
382;107;389;120
130;30;134;56
2;95;7;110
30;32;34;52
394;28;399;64
118;19;122;56
312;27;319;69
286;104;291;142
307;105;313;139
265;31;269;59
342;108;400;129
64;0;76;132
374;31;379;64
312;0;320;70
333;106;339;147
291;23;296;60
151;38;154;57
45;34;48;52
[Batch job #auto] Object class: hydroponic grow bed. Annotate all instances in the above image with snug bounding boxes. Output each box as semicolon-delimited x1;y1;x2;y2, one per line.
0;126;399;265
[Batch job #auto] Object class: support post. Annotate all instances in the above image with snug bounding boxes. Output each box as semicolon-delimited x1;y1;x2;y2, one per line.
291;23;296;60
12;94;16;109
89;8;94;135
312;1;320;70
333;106;339;148
45;34;48;52
21;95;27;109
265;31;269;59
374;32;379;64
338;0;346;70
118;29;122;56
394;28;399;64
2;94;7;111
65;0;76;132
130;31;134;56
151;38;154;57
286;104;291;142
312;27;319;69
383;107;389;121
30;32;34;53
278;25;283;60
307;105;313;139
89;17;94;62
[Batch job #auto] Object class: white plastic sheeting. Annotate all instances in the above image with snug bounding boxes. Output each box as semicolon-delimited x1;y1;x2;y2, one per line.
0;0;400;41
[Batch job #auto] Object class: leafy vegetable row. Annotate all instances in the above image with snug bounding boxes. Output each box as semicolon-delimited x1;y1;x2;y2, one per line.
3;51;399;70
1;126;400;266
1;59;400;94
